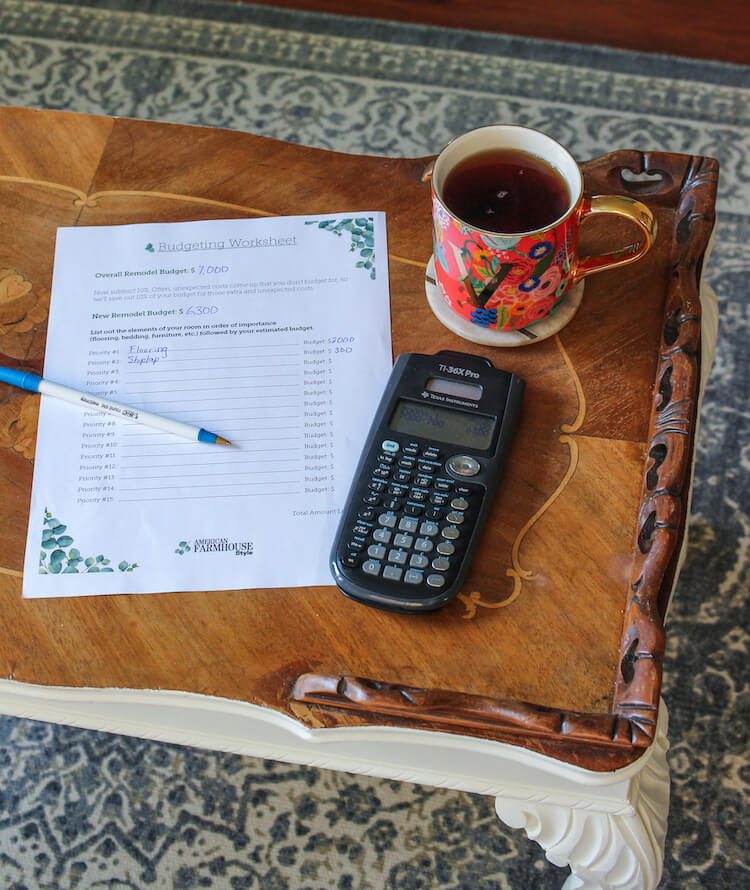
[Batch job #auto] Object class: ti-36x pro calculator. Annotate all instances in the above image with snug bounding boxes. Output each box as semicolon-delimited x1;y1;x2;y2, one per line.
330;351;524;612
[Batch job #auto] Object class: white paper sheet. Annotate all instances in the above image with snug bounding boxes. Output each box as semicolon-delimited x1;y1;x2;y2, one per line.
23;213;392;597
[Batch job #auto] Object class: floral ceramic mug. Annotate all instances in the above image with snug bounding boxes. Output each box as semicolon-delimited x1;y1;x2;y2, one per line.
431;125;656;331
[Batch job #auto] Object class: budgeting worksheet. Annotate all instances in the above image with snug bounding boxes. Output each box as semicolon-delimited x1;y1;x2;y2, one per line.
23;213;392;597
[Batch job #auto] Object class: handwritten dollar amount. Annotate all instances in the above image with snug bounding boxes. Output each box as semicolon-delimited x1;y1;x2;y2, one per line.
191;265;230;275
185;305;219;315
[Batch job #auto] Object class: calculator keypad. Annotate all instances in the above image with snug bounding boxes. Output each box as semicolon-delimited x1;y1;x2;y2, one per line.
338;440;483;593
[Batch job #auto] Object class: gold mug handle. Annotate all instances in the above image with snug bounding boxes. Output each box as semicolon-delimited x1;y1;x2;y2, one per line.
572;195;657;284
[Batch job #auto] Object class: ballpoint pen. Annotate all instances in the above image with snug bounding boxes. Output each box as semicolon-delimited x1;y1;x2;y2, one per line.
0;366;232;445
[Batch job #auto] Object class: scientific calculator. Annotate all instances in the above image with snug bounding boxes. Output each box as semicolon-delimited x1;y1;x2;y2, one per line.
330;351;524;612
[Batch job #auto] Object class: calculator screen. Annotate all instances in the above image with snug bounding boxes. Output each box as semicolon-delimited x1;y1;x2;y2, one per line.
389;400;495;449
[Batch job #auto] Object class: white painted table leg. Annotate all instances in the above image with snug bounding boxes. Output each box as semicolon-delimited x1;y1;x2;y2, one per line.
495;706;670;890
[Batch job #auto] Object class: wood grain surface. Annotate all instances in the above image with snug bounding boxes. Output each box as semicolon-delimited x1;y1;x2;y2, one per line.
246;0;750;64
0;107;717;769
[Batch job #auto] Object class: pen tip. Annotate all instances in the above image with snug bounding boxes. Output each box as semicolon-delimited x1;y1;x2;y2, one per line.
215;436;233;446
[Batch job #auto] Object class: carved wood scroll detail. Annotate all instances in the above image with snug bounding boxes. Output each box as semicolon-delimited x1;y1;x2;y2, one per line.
291;151;718;770
612;153;718;737
293;673;653;770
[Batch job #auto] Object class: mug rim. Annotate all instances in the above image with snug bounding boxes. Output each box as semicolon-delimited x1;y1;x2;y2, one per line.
432;124;584;238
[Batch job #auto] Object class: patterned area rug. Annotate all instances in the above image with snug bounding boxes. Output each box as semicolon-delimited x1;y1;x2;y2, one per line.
0;2;748;887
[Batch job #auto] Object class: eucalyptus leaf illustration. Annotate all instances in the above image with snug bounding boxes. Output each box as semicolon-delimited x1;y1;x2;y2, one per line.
306;216;377;278
38;511;138;575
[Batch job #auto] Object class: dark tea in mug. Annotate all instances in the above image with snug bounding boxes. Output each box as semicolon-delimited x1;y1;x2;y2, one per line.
441;148;571;234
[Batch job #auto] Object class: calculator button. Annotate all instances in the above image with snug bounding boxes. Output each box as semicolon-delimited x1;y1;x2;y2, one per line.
387;482;409;496
409;553;429;569
415;474;433;488
450;497;469;511
423;447;442;461
419;521;439;537
346;540;364;552
398;517;418;533
417;460;438;474
447;454;481;477
445;511;465;525
398;456;416;469
414;537;434;553
352;522;372;536
426;573;446;588
429;493;449;506
373;528;392;544
404;503;425;516
409;488;429;502
388;549;408;565
404;569;423;585
381;440;399;453
393;533;413;549
394;470;412;484
441;526;460;541
367;543;386;560
378;453;395;465
433;478;454;493
372;467;390;479
425;507;442;521
383;565;403;582
349;534;367;547
362;559;381;575
403;443;420;457
455;485;474;497
378;513;397;528
436;541;455;556
342;553;359;567
369;480;387;492
358;507;376;521
431;557;451;572
382;497;402;511
364;492;382;506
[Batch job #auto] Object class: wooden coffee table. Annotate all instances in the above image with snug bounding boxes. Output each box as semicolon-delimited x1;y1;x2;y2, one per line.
0;107;718;889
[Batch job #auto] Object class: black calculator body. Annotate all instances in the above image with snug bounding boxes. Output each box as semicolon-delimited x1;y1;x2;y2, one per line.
330;351;524;612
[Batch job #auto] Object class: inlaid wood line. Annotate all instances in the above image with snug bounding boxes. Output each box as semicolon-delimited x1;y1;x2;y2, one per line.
0;176;420;270
457;333;586;617
0;566;22;578
556;334;586;434
0;175;88;205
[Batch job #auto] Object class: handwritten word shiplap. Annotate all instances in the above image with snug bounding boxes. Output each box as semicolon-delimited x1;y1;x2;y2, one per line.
23;214;391;598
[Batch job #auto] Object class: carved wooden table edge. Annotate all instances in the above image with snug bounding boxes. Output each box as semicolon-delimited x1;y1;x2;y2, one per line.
291;150;720;772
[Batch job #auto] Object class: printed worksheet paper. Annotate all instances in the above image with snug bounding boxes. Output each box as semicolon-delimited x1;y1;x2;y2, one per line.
23;214;391;597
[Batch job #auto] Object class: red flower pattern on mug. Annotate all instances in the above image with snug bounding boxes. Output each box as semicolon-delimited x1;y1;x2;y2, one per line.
536;265;562;297
483;253;537;308
516;296;556;327
431;195;577;331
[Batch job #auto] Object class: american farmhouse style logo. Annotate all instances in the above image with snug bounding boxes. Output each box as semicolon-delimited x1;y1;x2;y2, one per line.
175;537;254;557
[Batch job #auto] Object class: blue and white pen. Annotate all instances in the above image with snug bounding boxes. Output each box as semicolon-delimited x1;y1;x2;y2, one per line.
0;366;232;446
